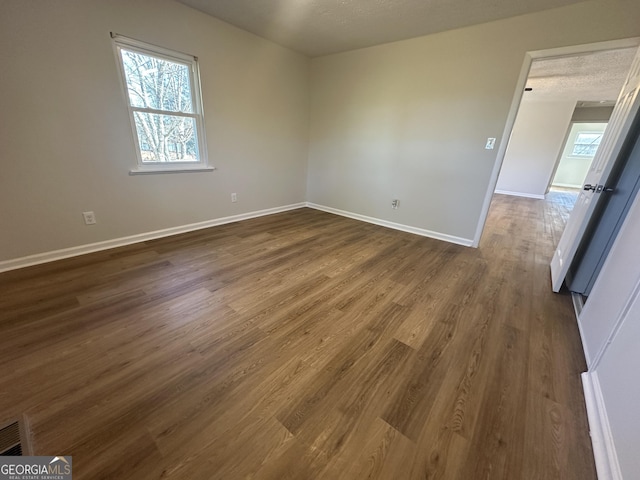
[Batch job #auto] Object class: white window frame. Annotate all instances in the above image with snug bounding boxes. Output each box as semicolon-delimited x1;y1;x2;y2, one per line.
112;34;212;174
570;131;604;158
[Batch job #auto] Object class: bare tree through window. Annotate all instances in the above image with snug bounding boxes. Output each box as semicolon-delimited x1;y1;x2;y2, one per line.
120;49;199;162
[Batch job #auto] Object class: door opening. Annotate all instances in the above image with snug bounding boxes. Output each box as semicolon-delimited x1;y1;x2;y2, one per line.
474;38;640;298
550;46;640;292
566;112;640;297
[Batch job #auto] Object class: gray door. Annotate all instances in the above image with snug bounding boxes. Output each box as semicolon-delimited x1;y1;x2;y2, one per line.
567;116;640;296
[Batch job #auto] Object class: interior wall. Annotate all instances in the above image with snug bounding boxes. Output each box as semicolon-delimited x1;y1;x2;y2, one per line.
578;182;640;478
552;122;608;188
2;0;640;263
496;99;577;197
596;295;640;479
307;0;640;241
0;0;310;263
572;105;615;122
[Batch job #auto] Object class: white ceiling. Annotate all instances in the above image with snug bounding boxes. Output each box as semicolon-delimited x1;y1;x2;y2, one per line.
524;48;637;103
175;0;636;103
176;0;588;57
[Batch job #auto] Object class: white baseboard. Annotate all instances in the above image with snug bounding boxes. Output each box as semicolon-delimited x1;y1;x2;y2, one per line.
306;203;474;247
494;189;546;200
582;371;622;480
0;203;306;273
572;292;585;317
1;201;476;273
572;292;593;367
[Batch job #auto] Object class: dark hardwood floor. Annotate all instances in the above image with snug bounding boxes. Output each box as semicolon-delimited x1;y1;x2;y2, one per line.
0;193;595;479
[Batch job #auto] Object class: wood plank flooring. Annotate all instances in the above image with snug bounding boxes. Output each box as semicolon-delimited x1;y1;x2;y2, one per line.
0;193;595;479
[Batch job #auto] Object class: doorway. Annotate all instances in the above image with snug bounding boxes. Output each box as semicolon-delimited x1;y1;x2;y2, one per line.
494;48;635;202
566;113;640;296
475;40;640;288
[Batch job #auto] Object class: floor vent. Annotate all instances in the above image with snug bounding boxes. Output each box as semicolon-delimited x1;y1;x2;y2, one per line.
0;419;29;456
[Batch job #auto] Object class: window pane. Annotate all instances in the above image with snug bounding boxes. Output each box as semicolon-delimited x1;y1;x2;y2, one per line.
575;133;603;144
120;49;193;113
133;112;199;163
572;133;603;157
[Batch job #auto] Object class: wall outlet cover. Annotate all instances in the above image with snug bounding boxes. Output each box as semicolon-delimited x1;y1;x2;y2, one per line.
82;211;96;225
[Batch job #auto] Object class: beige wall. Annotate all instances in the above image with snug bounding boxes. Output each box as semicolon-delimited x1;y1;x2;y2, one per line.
3;0;640;263
0;0;310;262
572;105;615;122
307;0;640;241
496;99;577;197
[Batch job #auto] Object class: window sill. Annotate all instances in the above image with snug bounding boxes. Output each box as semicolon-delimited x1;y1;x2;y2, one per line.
129;166;216;175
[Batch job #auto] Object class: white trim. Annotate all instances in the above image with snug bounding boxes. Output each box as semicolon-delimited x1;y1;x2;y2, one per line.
581;371;622;480
0;203;306;273
0;202;477;273
552;182;582;189
528;37;640;61
572;291;585;317
494;189;545;200
588;271;640;371
572;292;592;366
129;166;215;175
306;203;473;247
110;32;197;62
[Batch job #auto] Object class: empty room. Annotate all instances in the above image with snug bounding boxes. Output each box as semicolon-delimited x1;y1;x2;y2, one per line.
2;0;640;479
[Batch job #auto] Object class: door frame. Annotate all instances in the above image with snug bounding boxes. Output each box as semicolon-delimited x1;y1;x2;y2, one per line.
472;37;640;247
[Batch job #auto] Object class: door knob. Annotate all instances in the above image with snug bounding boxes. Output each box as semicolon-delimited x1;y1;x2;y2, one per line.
594;184;614;193
583;184;596;191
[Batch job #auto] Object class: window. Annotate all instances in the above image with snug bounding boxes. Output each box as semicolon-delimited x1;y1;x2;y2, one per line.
113;34;211;174
571;132;603;157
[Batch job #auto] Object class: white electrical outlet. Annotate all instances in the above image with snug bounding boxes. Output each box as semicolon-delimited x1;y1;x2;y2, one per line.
391;199;399;209
485;137;496;149
82;211;96;225
231;193;237;203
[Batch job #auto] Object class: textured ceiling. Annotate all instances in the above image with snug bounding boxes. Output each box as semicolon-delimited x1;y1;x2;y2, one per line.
524;48;637;102
176;0;588;57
